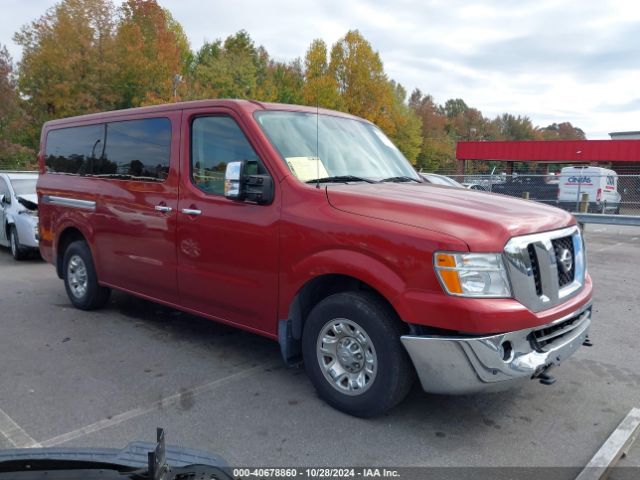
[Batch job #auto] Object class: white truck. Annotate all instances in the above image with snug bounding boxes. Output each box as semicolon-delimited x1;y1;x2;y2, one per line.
557;166;621;214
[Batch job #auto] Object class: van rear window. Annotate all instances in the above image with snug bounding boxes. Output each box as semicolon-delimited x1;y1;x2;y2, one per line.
45;118;171;181
45;124;104;176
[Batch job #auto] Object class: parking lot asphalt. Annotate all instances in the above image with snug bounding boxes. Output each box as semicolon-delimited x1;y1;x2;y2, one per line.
0;224;638;472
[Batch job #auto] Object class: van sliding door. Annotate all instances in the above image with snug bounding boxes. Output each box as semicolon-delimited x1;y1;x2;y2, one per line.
91;113;181;302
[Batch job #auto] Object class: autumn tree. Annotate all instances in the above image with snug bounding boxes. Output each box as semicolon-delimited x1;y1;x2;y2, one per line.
0;45;35;167
386;82;422;164
8;3;591;175
302;39;341;109
540;122;586;140
14;0;118;138
114;0;190;106
0;45;20;145
329;30;394;132
409;89;454;171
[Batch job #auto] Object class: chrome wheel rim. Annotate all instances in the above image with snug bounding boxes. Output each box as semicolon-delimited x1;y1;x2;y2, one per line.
67;255;88;299
316;318;377;396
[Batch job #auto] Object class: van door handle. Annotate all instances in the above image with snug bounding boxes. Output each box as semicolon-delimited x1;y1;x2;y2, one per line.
181;208;202;216
154;205;173;213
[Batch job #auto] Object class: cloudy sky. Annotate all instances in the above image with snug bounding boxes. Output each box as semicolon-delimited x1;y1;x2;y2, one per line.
2;0;640;139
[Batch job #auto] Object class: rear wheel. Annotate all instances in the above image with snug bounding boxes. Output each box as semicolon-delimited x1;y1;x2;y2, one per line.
302;291;413;417
9;226;28;261
63;240;111;310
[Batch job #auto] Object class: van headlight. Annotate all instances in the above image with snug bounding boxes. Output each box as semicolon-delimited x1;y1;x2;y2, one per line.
434;252;511;298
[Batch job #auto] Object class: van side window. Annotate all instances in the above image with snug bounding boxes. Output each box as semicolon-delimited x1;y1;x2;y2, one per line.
102;118;171;180
45;124;104;175
191;116;264;196
44;118;171;181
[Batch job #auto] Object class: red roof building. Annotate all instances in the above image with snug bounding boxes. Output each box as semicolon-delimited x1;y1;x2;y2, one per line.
456;140;640;174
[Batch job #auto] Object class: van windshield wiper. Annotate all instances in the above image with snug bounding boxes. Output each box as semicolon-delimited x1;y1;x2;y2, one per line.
380;176;422;183
305;175;378;184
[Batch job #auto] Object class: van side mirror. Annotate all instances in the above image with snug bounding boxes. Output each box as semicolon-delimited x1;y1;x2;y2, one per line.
224;161;245;200
0;194;4;204
224;161;274;205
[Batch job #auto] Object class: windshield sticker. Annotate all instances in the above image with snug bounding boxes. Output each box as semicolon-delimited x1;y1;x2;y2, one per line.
285;156;329;182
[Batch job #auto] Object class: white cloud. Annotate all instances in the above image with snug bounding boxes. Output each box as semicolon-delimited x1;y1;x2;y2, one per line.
1;0;639;138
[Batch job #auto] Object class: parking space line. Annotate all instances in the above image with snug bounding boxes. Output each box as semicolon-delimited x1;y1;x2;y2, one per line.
576;408;640;480
594;241;625;252
39;363;275;447
0;407;41;448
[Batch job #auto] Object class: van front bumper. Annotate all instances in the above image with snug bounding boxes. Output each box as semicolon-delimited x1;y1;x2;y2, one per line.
401;304;591;395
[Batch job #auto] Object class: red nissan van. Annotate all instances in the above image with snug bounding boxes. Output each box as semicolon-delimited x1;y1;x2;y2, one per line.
37;100;593;417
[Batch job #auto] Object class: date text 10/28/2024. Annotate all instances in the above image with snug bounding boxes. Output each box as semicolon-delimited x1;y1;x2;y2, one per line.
232;468;401;478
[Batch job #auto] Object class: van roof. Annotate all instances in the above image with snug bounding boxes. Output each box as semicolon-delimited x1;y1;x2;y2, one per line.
560;166;617;174
43;99;365;128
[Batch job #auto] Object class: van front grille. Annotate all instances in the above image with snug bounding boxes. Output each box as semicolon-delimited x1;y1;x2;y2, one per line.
552;236;575;287
503;226;585;313
530;308;590;351
527;244;543;296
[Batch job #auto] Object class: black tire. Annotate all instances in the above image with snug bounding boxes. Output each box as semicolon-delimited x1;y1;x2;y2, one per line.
62;240;111;310
302;291;414;417
9;226;28;261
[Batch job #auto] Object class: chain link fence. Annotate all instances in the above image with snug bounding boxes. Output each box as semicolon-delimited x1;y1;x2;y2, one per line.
443;173;640;216
0;162;38;172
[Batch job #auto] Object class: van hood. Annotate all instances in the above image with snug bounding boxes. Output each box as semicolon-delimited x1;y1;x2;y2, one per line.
326;183;575;251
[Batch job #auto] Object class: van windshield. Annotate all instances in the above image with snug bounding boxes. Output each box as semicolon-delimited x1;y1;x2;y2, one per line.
254;111;420;183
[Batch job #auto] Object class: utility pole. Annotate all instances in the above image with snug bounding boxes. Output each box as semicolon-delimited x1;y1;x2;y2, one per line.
172;74;183;102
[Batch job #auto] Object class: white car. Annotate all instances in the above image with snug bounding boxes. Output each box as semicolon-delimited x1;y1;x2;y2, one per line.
0;172;39;260
419;173;465;188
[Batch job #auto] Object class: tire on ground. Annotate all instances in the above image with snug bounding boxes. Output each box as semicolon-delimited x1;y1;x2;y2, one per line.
302;291;414;417
10;225;28;261
62;240;111;310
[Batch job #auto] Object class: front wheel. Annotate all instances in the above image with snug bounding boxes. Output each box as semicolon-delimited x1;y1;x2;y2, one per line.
63;240;111;310
10;226;28;261
302;291;414;417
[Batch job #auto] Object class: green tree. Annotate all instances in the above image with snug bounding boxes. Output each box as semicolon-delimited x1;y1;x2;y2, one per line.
409;89;454;171
443;98;468;118
329;30;394;132
189;31;259;99
0;44;35;168
14;0;118;135
387;81;422;164
540;122;586;140
165;9;191;76
491;113;538;140
266;59;304;104
302;39;341;109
